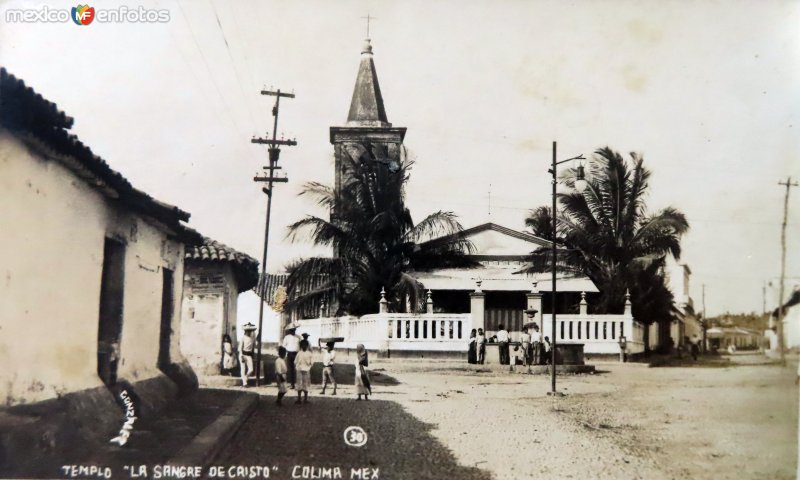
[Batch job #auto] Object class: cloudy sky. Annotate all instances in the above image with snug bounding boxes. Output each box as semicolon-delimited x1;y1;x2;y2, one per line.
2;0;798;317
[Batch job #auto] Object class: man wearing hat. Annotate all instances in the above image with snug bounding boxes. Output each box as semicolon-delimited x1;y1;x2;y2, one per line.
239;323;257;387
282;324;300;390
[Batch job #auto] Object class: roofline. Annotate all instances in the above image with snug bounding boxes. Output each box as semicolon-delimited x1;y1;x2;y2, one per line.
420;222;551;249
1;68;192;229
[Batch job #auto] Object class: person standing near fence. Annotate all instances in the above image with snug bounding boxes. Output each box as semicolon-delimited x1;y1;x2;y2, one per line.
282;326;300;390
520;327;532;367
496;324;510;365
476;328;486;364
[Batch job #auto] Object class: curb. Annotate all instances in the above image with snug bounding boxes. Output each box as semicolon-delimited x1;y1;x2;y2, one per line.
168;392;259;467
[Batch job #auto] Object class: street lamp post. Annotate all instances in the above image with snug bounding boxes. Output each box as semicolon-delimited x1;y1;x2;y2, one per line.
547;141;586;396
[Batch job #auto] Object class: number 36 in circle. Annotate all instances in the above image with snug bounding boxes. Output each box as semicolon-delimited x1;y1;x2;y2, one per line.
343;426;368;447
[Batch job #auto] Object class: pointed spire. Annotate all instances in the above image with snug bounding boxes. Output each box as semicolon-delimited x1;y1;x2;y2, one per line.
347;38;391;127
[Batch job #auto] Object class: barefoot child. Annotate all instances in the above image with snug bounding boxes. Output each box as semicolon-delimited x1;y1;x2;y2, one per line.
275;347;288;406
320;341;337;395
294;339;313;404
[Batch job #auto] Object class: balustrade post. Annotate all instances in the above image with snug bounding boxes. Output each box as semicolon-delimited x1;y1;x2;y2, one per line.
379;287;389;314
624;289;632;316
426;290;434;314
579;291;588;316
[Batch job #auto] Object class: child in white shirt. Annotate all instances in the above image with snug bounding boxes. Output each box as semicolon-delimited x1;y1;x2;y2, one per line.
320;342;337;395
294;340;313;404
275;346;288;406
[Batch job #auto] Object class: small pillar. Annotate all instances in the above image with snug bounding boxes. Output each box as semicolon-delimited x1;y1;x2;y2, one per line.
379;287;388;314
623;289;632;316
426;290;434;314
579;291;588;316
470;280;485;332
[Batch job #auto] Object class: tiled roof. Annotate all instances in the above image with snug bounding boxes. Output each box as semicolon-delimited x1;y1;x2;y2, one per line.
186;237;259;292
0;68;199;243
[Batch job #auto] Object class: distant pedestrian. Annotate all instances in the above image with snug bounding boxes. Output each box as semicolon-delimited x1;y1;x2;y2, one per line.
520;327;532;366
221;334;237;376
510;345;524;372
690;338;700;361
275;346;288;406
543;336;552;364
496;325;510;365
468;329;477;364
282;326;300;389
320;341;337;395
239;323;257;387
355;344;372;400
476;328;486;364
294;339;313;404
532;324;542;365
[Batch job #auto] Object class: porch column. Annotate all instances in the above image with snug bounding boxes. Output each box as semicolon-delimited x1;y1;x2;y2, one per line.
470;280;485;332
526;281;543;339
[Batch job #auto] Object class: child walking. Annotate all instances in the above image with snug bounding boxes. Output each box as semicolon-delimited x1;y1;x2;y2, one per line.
320;341;337;395
274;346;288;406
294;339;313;404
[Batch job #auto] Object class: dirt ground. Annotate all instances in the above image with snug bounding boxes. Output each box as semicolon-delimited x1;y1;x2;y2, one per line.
218;354;798;480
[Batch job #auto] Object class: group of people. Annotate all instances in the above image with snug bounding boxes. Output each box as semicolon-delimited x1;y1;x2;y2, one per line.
221;324;372;405
467;324;553;366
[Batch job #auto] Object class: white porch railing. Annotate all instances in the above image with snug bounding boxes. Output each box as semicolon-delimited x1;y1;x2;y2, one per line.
297;313;644;355
537;314;645;354
297;313;471;352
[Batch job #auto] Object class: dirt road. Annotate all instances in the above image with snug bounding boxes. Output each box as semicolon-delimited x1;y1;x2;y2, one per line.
217;357;797;479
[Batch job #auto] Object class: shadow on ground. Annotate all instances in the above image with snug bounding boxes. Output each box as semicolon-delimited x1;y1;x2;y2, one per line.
0;389;241;479
216;396;491;480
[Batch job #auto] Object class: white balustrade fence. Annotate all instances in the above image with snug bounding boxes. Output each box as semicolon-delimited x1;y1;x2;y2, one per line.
296;311;645;355
537;314;645;354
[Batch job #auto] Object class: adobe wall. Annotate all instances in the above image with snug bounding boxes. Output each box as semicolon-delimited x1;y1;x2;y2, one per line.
0;130;193;408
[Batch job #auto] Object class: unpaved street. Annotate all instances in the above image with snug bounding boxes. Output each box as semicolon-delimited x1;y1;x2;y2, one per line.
217;357;797;479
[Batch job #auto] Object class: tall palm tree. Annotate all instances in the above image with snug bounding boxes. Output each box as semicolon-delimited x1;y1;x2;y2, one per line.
285;143;476;317
523;147;689;348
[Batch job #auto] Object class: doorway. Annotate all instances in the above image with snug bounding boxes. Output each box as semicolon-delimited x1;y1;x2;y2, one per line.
158;268;174;369
97;238;126;386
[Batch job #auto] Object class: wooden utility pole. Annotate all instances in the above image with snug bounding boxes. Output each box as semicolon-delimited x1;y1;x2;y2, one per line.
251;88;296;386
701;284;707;353
776;177;798;367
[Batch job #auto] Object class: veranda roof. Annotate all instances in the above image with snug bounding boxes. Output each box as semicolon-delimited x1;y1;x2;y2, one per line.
409;267;598;293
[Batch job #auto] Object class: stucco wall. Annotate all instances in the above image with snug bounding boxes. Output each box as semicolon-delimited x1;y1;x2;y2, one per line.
180;263;239;375
0;130;186;406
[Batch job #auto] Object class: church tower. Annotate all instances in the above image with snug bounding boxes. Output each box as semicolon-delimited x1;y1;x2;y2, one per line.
329;37;407;202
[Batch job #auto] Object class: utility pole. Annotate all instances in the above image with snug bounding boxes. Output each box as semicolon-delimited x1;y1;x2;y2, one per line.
777;176;798;367
251;88;296;386
701;284;707;353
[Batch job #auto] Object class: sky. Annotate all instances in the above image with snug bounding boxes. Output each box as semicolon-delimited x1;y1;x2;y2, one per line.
1;0;799;317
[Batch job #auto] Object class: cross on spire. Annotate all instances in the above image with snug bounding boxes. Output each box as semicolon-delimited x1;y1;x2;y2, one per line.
361;13;376;37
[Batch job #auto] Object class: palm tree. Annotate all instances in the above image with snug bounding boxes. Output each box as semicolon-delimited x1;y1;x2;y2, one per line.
523;147;689;349
284;143;477;317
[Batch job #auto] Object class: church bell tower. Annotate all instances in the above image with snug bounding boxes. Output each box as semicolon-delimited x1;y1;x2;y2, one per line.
329;37;407;203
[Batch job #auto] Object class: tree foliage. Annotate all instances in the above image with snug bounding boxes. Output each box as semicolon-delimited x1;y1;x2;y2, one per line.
284;143;477;316
523;147;689;329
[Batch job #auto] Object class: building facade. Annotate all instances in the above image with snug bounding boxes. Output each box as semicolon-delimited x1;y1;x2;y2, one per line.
0;69;200;464
181;237;259;375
